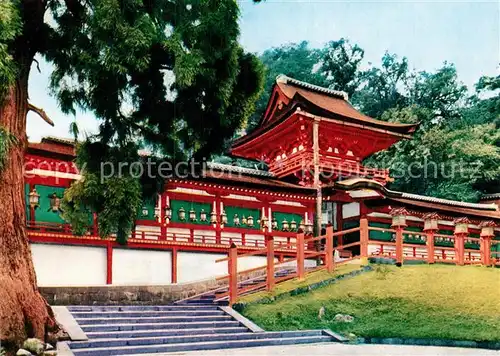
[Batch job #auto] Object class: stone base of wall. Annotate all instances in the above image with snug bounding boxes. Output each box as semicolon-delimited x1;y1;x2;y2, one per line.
40;279;225;305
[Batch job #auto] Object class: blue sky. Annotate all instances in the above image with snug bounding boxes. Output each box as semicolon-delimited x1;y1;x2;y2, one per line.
27;0;499;141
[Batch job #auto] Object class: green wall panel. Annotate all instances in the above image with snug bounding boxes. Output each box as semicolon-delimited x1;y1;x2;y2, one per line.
342;220;360;244
272;212;303;231
368;221;392;241
33;185;66;223
170;199;212;225
225;206;260;229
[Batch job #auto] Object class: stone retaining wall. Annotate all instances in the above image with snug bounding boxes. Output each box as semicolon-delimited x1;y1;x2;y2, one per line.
40;278;225;305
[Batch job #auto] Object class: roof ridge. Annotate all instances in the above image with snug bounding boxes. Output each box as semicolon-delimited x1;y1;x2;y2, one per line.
397;191;497;211
206;162;274;178
276;74;349;101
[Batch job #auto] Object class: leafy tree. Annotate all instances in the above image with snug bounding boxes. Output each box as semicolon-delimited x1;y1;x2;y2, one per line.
355;52;410;117
320;38;364;98
0;0;262;350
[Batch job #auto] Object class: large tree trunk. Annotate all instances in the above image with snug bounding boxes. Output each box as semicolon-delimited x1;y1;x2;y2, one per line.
0;75;57;352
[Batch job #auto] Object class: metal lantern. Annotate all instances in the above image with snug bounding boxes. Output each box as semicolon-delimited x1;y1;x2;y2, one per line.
423;212;439;231
210;210;217;226
260;216;268;231
271;217;278;230
454;217;470;235
200;209;207;222
479;220;496;237
220;210;228;225
299;220;305;232
154;206;161;220
29;188;40;209
290;219;297;231
189;208;196;222
247;215;254;227
49;193;61;212
282;219;289;231
390;208;409;227
178;207;186;221
165;206;172;219
233;214;240;226
305;220;313;234
241;215;247;226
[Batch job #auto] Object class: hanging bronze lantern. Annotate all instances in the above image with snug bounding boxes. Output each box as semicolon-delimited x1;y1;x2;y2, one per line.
247;215;254;227
178;207;186;221
261;216;268;231
164;205;172;223
189;208;196;222
390;207;409;228
423;212;439;231
200;209;207;222
290;219;297;231
210;210;217;226
305;220;313;234
299;220;305;232
271;217;278;230
154;206;161;220
282;219;289;231
241;215;247;226
29;188;40;209
233;214;240;226
49;192;61;213
221;210;228;225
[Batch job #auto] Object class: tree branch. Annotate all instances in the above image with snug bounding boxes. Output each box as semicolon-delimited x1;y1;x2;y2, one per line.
28;103;54;126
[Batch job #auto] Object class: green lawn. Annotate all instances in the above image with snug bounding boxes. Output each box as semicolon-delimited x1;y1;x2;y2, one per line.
240;264;500;342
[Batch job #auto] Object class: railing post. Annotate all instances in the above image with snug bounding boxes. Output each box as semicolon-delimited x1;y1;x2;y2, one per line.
480;236;492;266
454;234;465;266
296;233;305;280
106;241;113;285
228;243;238;306
360;218;369;264
426;230;436;264
325;226;334;273
266;235;275;291
395;227;404;266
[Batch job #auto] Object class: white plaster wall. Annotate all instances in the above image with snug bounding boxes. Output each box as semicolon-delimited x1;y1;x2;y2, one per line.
245;234;265;247
31;243;107;286
342;202;360;219
177;252;227;283
113;248;172;285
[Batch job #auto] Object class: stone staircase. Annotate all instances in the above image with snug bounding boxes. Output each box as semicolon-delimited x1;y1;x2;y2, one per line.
67;304;334;355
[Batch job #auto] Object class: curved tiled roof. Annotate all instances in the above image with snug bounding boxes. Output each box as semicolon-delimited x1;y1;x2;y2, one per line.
276;75;348;100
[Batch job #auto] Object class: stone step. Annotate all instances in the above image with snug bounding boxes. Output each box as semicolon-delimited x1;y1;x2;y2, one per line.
68;305;220;312
70;330;324;349
85;326;249;339
80;321;241;332
75;315;232;325
71;335;332;355
72;310;225;318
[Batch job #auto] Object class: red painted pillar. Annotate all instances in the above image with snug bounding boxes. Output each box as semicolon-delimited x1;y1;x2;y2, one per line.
426;230;436;264
480;236;492;266
296;233;305;280
360;218;369;263
215;194;221;244
266;235;275;291
325;226;334;273
228;244;238;306
171;248;178;283
106;242;113;285
454;234;466;266
395;227;404;266
160;193;167;240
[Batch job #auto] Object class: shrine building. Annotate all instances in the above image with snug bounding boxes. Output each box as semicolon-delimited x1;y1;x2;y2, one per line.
25;75;500;288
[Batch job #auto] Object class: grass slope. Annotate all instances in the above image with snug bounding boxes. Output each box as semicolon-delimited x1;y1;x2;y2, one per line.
241;264;500;342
